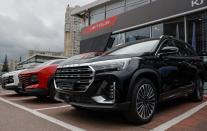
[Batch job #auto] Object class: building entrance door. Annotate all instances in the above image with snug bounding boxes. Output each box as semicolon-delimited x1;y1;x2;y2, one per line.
187;11;207;56
187;11;207;93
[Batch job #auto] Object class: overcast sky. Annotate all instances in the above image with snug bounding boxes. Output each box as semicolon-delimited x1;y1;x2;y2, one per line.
0;0;96;63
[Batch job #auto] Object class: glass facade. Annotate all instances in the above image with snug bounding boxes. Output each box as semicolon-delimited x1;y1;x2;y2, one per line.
106;0;125;18
90;6;105;24
85;0;153;26
110;18;185;47
152;24;163;38
126;27;151;42
110;26;151;47
126;0;150;11
163;18;185;41
106;7;125;18
109;12;207;55
110;33;126;48
151;18;185;41
187;11;207;56
90;13;105;24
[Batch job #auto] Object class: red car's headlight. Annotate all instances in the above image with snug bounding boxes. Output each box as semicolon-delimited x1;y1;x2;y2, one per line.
30;75;38;84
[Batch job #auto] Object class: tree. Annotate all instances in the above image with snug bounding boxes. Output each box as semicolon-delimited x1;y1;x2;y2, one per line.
2;55;9;72
19;56;22;62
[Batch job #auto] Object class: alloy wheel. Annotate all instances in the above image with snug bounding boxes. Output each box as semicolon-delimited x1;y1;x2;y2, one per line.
136;84;156;120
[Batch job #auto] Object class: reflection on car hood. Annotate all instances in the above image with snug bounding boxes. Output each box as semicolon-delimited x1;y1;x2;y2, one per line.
59;54;140;67
2;69;27;77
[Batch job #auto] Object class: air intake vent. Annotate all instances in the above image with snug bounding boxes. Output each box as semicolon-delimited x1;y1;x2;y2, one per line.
19;74;31;87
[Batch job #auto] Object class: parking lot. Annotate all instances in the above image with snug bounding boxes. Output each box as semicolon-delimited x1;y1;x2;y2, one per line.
1;86;207;131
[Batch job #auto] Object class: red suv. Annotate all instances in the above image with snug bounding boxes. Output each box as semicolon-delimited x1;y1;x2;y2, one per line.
19;52;102;100
19;59;64;100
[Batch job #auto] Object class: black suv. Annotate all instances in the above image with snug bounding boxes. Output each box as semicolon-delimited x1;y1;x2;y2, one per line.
54;36;205;124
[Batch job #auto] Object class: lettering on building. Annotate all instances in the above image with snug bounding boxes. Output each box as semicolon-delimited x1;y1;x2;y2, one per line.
192;0;204;7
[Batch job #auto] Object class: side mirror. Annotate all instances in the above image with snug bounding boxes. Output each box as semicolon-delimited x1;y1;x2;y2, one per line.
158;46;179;57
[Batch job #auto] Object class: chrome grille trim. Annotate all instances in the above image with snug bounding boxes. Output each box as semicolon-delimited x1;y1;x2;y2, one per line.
55;65;95;92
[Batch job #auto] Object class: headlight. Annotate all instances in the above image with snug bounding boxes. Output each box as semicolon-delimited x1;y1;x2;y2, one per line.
91;58;131;71
7;76;14;83
30;75;38;84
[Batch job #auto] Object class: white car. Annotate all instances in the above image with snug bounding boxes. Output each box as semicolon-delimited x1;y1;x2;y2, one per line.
1;69;27;94
1;63;40;94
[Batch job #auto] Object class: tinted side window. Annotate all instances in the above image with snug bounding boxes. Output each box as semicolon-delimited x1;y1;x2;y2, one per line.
186;44;197;56
173;40;189;57
161;40;175;48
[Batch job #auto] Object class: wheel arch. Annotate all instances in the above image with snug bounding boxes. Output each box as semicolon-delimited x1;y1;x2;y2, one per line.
47;74;55;89
127;69;162;101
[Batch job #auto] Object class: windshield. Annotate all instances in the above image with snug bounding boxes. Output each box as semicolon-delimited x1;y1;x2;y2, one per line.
108;40;159;56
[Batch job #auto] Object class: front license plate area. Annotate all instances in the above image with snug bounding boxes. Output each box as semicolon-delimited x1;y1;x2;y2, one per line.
57;80;75;91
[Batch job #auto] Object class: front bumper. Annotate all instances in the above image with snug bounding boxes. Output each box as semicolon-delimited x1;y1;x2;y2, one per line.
24;88;48;96
54;59;139;111
55;70;133;111
2;83;20;91
3;85;19;90
55;91;130;111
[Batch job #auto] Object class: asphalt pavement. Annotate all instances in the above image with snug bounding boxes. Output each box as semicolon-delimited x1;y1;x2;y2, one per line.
0;86;207;131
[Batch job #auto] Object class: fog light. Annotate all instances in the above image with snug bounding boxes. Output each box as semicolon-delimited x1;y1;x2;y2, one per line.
92;82;116;104
108;82;116;99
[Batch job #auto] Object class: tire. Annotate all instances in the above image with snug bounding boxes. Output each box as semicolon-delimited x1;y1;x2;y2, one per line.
48;81;56;101
189;77;204;102
125;78;157;124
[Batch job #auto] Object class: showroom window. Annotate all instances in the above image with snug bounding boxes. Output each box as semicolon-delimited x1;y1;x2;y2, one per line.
126;0;150;11
110;33;126;48
152;24;163;38
106;0;125;18
126;27;151;43
90;13;105;24
106;7;125;18
151;18;185;40
163;18;185;41
90;6;106;24
187;11;207;56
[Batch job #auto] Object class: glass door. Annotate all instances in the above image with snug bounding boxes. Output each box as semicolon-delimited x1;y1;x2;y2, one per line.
187;11;207;93
187;11;207;56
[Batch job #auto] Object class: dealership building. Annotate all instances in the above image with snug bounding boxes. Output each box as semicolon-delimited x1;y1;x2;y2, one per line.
72;0;206;58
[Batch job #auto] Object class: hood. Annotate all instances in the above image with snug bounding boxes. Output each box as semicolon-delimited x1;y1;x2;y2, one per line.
59;54;140;67
20;65;52;75
20;68;41;75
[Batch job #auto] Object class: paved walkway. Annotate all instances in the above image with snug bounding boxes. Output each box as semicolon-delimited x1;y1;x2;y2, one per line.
0;87;207;131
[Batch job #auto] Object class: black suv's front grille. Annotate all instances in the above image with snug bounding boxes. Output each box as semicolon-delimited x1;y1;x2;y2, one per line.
55;66;95;92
